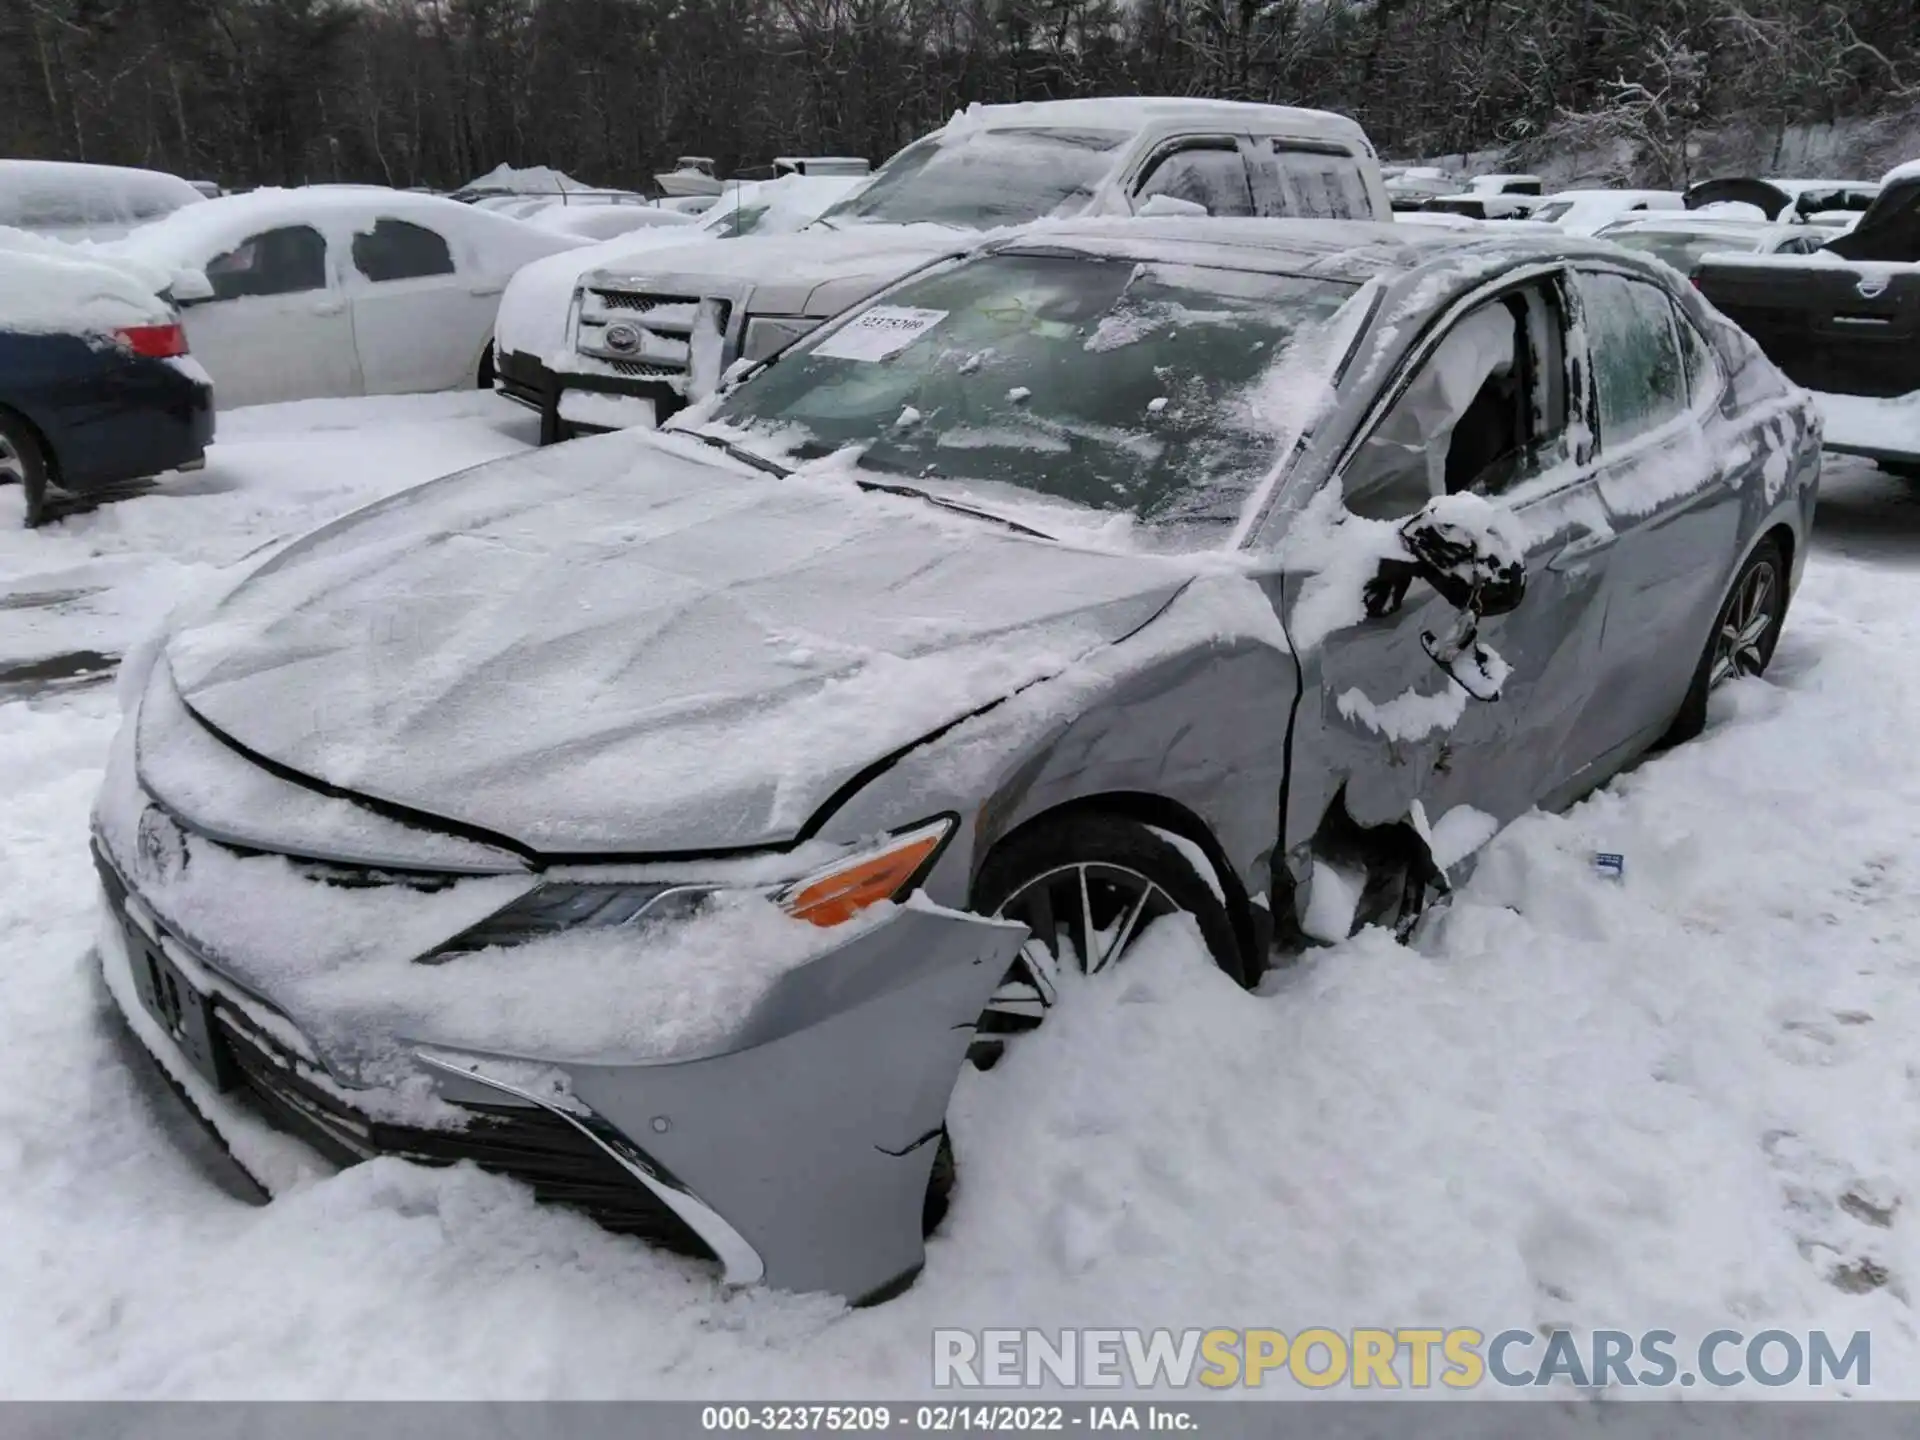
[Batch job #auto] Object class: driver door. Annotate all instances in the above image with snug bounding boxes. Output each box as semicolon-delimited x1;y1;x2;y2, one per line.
1279;269;1616;869
181;223;362;407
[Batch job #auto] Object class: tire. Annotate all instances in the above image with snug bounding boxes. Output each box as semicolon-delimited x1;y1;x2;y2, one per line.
476;341;496;390
923;813;1244;1231
0;410;53;529
1664;537;1787;745
970;812;1244;1063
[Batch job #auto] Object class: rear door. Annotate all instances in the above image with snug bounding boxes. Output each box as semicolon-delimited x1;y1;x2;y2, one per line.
1693;260;1920;396
182;223;361;406
1558;266;1746;770
345;215;493;394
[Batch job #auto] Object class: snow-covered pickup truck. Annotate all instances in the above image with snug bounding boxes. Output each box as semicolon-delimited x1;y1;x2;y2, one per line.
1692;162;1920;476
516;97;1389;439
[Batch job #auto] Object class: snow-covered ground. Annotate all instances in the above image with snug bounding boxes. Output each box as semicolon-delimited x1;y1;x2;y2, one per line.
1;398;1917;1397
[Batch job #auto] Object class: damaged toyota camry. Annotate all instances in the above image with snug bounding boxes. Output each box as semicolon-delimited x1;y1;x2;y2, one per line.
93;218;1819;1305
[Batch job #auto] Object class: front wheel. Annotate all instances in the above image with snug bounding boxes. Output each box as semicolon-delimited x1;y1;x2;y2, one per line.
924;813;1243;1235
970;813;1244;1065
1664;538;1786;744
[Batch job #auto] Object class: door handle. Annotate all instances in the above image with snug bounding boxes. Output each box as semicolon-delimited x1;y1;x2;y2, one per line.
1547;532;1609;573
468;283;505;297
311;299;346;316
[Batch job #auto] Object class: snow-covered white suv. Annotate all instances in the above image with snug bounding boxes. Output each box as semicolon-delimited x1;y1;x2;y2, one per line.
508;98;1389;440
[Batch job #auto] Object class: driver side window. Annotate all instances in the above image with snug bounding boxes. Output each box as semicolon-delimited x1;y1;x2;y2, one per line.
204;225;328;301
1343;277;1572;520
1134;140;1256;217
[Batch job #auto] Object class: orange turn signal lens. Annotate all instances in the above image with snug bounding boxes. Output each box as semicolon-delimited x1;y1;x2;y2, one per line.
780;824;948;928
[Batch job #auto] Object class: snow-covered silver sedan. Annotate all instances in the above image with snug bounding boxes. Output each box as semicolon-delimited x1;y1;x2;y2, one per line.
93;219;1818;1304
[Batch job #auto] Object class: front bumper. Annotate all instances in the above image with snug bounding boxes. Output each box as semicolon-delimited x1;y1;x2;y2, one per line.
95;840;1026;1302
495;345;679;443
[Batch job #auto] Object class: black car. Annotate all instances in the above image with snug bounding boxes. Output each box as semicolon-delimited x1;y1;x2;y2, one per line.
1;251;215;527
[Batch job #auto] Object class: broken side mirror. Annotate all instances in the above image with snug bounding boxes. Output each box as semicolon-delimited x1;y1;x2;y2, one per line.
1421;609;1509;702
1398;495;1527;617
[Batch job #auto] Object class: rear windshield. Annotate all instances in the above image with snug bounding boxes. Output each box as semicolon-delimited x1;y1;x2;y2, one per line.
817;127;1128;230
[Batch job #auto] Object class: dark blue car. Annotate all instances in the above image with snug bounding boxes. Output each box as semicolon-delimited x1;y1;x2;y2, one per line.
2;252;215;528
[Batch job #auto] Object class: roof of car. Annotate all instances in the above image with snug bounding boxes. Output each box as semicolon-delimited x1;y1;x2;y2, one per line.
988;216;1612;282
940;97;1372;145
99;186;561;267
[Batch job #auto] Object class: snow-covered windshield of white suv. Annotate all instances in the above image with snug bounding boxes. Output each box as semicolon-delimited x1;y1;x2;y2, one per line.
702;252;1358;547
816;128;1128;230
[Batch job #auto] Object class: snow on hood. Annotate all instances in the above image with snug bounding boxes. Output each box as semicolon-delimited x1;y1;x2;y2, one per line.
584;224;966;318
161;428;1193;854
0;234;171;335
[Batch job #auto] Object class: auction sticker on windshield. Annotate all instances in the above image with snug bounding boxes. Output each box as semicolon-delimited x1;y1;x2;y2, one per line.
812;306;948;361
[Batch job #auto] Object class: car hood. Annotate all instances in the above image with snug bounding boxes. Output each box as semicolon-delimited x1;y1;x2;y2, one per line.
583;224;967;317
162;429;1191;856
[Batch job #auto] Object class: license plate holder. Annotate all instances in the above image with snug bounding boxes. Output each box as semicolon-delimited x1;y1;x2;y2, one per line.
124;920;235;1092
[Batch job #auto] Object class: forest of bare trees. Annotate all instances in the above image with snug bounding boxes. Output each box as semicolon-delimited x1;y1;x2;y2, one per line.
5;0;1919;194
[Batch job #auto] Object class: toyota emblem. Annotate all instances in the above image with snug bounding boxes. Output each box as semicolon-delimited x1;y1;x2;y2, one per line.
135;804;188;882
603;323;641;354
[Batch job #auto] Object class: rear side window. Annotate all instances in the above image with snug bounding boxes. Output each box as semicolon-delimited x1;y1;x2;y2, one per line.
1134;142;1256;217
204;225;328;299
1573;270;1689;450
1267;145;1374;219
351;219;456;282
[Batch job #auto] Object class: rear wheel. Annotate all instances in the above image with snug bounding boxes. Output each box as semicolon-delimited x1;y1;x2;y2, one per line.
1664;538;1786;744
923;813;1242;1229
0;411;53;529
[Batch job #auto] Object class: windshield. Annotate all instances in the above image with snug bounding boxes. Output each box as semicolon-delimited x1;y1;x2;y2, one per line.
697;252;1358;549
816;127;1128;230
1605;227;1766;270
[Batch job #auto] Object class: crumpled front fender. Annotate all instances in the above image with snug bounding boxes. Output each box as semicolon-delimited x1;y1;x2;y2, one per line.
412;898;1027;1304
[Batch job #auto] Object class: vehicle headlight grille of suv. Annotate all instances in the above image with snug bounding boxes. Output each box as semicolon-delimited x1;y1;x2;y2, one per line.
423;818;954;960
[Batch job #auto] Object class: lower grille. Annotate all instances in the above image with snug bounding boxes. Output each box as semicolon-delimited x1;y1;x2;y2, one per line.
212;1005;715;1256
601;358;683;379
98;839;713;1260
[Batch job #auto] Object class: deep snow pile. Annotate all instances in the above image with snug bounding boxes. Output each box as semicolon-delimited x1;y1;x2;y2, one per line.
0;408;1916;1396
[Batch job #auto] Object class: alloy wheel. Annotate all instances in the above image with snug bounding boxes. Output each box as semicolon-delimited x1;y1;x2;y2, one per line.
977;861;1182;1046
0;432;23;487
1708;557;1779;689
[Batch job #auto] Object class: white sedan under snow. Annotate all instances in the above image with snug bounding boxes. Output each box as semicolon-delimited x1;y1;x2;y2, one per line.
98;189;586;408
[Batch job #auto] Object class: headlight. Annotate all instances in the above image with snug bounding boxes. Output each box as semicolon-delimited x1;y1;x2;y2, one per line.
742;315;819;363
425;817;954;959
